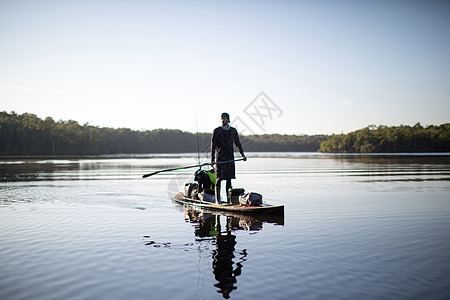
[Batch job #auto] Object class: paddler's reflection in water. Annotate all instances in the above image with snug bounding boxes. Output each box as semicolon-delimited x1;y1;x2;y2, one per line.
186;209;249;299
212;217;244;299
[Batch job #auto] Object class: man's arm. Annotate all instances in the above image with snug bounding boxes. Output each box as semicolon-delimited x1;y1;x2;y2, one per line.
233;129;246;160
211;129;216;164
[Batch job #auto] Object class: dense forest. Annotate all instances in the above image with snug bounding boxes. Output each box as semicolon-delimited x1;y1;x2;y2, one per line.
318;123;450;153
1;112;448;155
0;111;327;155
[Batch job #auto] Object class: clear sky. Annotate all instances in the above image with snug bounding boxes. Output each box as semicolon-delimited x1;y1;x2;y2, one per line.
1;0;449;135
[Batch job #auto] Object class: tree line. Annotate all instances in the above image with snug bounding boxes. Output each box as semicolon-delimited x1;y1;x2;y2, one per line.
318;123;450;153
1;112;448;155
0;111;327;155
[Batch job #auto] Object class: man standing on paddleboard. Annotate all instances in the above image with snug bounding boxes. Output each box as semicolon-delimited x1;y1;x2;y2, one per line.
211;112;247;204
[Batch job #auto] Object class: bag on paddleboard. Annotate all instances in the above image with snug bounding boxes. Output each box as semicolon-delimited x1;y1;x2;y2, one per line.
239;192;263;206
228;188;245;204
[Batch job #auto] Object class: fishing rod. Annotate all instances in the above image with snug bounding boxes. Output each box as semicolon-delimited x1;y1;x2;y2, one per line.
142;158;245;178
194;99;201;165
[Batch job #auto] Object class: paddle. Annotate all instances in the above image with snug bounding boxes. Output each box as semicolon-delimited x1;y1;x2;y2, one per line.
142;158;245;178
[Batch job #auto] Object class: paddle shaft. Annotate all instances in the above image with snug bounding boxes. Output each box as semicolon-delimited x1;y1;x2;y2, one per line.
142;158;244;178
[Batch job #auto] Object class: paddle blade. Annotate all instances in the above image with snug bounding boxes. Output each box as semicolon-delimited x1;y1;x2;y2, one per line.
142;171;160;178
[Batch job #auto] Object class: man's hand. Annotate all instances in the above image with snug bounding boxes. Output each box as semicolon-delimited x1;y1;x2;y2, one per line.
211;160;215;165
243;156;247;161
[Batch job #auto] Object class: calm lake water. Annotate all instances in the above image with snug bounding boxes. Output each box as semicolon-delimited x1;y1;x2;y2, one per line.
1;152;449;300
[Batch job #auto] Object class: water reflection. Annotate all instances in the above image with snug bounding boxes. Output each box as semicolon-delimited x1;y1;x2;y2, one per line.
213;229;244;298
187;206;272;298
190;204;285;297
144;205;283;298
0;156;200;182
2;153;449;183
0;160;80;182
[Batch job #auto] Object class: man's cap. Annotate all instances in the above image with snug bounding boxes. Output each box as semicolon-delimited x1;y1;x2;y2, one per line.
221;112;230;121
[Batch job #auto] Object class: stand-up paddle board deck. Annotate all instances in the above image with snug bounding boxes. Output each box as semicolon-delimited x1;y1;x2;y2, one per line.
173;192;284;215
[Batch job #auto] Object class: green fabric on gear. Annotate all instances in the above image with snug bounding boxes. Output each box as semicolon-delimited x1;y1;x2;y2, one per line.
207;171;216;191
